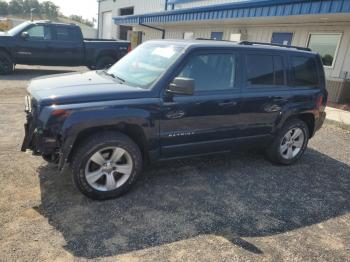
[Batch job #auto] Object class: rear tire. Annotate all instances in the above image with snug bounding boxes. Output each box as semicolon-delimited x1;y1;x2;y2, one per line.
71;132;142;200
266;119;309;165
0;51;14;75
95;56;116;70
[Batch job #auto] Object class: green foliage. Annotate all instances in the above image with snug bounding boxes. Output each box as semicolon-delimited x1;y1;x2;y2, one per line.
40;1;59;18
5;0;60;19
23;0;41;15
322;54;333;67
8;0;24;15
0;1;9;15
3;0;92;26
69;14;94;27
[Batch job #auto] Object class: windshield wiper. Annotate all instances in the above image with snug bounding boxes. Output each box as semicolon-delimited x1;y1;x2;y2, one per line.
103;70;125;83
115;75;126;83
103;70;115;78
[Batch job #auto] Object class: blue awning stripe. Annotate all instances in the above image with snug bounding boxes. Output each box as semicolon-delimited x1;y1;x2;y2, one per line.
114;0;350;25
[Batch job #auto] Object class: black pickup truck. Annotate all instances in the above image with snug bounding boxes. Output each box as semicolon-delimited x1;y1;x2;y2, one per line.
21;40;327;200
0;21;130;74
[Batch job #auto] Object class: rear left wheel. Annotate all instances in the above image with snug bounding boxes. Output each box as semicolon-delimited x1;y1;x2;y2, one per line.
0;51;14;75
266;119;309;165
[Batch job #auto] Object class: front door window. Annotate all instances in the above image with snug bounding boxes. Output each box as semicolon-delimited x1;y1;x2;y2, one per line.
178;53;236;92
27;25;51;40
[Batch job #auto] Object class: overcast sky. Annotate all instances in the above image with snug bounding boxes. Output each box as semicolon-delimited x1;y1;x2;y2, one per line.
44;0;98;20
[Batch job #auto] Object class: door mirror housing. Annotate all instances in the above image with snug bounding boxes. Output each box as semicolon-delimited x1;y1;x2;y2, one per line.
167;77;195;96
21;32;29;40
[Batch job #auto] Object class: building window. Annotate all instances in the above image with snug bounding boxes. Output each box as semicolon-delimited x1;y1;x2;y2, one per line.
119;7;134;40
210;32;223;41
271;32;293;46
119;7;134;16
307;33;341;67
183;32;194;40
245;54;285;87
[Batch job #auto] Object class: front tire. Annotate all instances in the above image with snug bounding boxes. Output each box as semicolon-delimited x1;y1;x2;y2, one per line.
71;132;142;200
0;51;14;75
266;119;309;165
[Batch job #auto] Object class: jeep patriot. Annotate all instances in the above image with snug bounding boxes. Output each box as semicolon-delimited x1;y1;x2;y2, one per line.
21;40;327;200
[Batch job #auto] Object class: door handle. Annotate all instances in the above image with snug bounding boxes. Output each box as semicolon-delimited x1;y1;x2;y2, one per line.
218;101;237;107
166;110;185;119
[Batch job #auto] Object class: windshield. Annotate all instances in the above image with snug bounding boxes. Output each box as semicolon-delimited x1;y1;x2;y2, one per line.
7;21;31;36
107;42;184;89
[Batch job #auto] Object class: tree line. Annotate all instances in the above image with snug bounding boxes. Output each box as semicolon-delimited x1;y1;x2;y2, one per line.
0;0;59;18
0;0;94;27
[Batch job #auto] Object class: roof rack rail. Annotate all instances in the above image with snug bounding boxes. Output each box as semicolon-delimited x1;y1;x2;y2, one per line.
195;37;233;43
239;41;311;51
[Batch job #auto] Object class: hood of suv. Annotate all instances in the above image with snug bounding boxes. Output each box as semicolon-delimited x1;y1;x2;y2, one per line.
28;70;150;105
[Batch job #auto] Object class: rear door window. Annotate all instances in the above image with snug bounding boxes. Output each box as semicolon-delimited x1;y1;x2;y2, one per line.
54;26;78;42
290;56;318;87
245;54;285;87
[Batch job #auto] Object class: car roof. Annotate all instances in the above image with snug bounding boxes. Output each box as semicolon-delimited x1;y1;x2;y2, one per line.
146;39;317;55
32;20;79;27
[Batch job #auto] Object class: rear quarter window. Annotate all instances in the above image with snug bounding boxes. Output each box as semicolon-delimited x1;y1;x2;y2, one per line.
245;54;285;87
290;56;318;87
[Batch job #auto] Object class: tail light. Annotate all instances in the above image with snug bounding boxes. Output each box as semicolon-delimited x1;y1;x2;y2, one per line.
127;44;132;53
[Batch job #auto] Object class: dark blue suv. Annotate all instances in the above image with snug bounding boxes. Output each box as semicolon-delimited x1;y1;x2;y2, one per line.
21;40;327;200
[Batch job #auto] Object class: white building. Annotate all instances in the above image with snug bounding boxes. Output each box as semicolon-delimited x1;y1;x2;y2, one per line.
98;0;350;103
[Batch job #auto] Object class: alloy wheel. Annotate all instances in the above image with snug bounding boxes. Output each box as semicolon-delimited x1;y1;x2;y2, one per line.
280;127;305;160
84;147;133;191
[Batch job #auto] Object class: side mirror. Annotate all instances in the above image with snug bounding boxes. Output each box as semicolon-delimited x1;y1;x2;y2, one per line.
21;32;29;40
167;77;195;96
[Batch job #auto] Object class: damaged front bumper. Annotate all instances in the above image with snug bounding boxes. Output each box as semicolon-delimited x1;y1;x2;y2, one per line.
21;95;36;153
20;96;58;156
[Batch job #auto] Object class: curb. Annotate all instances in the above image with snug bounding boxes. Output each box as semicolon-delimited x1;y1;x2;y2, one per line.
325;119;350;131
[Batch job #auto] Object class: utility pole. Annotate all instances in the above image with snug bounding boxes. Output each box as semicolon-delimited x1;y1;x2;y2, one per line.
30;8;36;21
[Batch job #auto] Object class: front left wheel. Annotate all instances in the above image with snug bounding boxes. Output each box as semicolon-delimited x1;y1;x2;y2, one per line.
72;132;142;200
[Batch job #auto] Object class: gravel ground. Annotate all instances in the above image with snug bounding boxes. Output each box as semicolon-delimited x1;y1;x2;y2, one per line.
0;65;349;261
